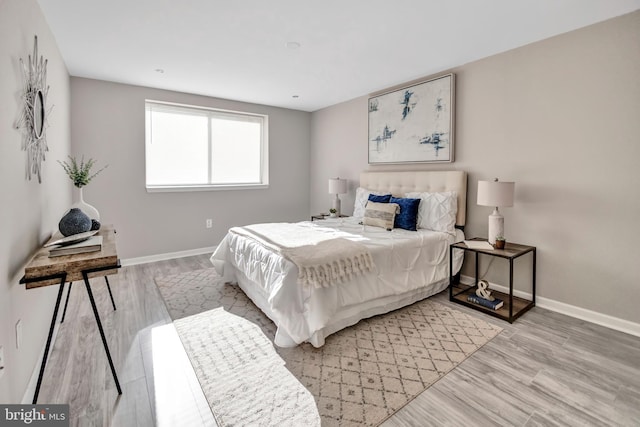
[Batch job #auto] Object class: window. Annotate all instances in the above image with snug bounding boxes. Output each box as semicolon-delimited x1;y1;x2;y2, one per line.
145;100;268;191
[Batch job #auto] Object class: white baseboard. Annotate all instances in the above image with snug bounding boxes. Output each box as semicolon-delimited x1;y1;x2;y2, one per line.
460;275;640;338
121;246;217;266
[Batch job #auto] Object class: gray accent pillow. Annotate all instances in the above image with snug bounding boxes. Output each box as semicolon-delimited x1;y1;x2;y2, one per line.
362;201;399;230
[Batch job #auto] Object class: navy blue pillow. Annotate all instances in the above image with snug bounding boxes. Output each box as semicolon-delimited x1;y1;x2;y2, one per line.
390;196;420;231
368;193;392;203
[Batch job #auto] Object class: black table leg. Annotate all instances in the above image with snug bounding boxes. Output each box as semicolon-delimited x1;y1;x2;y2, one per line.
60;282;73;323
33;274;67;404
449;245;453;299
532;248;537;305
509;259;514;322
82;271;122;395
105;276;117;311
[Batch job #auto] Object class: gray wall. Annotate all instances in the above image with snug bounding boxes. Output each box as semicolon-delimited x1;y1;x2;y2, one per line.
310;11;640;324
71;78;311;259
0;0;71;403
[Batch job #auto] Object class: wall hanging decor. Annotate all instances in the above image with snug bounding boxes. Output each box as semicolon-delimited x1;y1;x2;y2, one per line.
368;73;455;164
16;35;52;183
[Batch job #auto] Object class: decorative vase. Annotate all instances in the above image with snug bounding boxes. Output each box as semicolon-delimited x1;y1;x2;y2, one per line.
59;208;91;236
71;187;100;221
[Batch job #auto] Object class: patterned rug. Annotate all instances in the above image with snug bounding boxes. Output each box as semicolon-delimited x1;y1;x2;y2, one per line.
155;268;502;426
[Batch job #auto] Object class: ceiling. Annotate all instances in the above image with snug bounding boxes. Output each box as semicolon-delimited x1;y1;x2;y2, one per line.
37;0;640;112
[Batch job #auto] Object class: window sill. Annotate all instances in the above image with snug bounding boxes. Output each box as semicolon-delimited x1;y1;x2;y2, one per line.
146;184;269;193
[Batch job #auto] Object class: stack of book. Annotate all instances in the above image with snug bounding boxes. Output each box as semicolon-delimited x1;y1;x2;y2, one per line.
48;236;103;257
467;294;504;310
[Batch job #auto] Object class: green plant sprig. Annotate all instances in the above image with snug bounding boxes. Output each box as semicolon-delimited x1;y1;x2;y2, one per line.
58;155;108;188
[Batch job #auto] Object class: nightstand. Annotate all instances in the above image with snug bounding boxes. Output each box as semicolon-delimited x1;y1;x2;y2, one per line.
311;214;348;221
449;238;536;323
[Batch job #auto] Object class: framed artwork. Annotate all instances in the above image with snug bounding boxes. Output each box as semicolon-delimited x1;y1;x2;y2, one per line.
368;73;455;164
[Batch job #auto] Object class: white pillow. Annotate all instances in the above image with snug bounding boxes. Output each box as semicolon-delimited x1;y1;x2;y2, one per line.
405;191;457;234
353;187;391;218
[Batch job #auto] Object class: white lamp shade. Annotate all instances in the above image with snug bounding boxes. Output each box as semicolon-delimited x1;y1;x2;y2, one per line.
477;180;515;207
328;178;347;195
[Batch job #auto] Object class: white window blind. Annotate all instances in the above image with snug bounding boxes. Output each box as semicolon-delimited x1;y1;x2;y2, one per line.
145;101;269;191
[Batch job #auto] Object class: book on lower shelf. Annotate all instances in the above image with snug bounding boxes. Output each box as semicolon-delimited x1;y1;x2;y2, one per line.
467;294;504;310
49;236;103;257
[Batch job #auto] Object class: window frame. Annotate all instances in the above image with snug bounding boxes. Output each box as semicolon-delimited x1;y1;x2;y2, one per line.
145;100;269;192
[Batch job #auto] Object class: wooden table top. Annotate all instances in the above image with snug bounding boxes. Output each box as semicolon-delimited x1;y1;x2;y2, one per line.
23;225;119;289
451;238;535;259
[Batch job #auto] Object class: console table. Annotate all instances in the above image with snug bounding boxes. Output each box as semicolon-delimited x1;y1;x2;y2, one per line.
20;225;122;403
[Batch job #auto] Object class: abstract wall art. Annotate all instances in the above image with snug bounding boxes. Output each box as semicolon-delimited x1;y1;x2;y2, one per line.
368;74;455;164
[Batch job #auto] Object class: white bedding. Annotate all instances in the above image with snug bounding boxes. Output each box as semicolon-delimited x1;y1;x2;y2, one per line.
211;217;464;347
229;222;375;288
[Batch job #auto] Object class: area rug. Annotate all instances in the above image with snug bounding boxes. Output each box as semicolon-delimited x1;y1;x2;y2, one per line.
155;268;503;426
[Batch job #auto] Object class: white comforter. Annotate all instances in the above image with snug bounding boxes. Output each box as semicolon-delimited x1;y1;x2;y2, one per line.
211;217;464;347
229;223;375;288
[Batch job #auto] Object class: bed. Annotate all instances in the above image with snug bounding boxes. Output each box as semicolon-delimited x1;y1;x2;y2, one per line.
210;170;467;347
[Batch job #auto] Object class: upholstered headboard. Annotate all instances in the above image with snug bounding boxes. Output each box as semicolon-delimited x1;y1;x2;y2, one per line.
360;170;467;227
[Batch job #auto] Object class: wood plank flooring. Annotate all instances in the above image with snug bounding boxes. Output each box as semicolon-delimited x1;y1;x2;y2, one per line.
35;255;640;426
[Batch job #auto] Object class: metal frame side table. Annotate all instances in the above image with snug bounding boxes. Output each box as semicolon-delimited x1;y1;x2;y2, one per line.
20;225;122;403
311;213;348;221
449;238;536;323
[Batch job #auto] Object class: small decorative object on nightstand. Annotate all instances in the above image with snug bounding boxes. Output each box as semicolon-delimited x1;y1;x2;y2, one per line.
495;235;506;249
329;208;337;218
449;237;536;323
475;279;494;300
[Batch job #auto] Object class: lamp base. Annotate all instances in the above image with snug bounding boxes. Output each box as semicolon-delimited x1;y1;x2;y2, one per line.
488;208;504;245
332;195;341;216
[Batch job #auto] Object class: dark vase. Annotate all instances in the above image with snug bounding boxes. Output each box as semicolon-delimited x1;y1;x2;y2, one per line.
59;208;91;236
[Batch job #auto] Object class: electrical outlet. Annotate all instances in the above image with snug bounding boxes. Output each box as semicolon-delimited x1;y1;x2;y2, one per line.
16;320;23;349
206;219;212;229
0;346;5;379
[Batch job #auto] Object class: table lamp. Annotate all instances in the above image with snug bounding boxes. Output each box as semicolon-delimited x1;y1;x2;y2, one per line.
477;178;515;244
328;178;347;216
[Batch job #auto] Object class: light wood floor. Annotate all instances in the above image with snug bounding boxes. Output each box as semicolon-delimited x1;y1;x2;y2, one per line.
36;255;640;426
